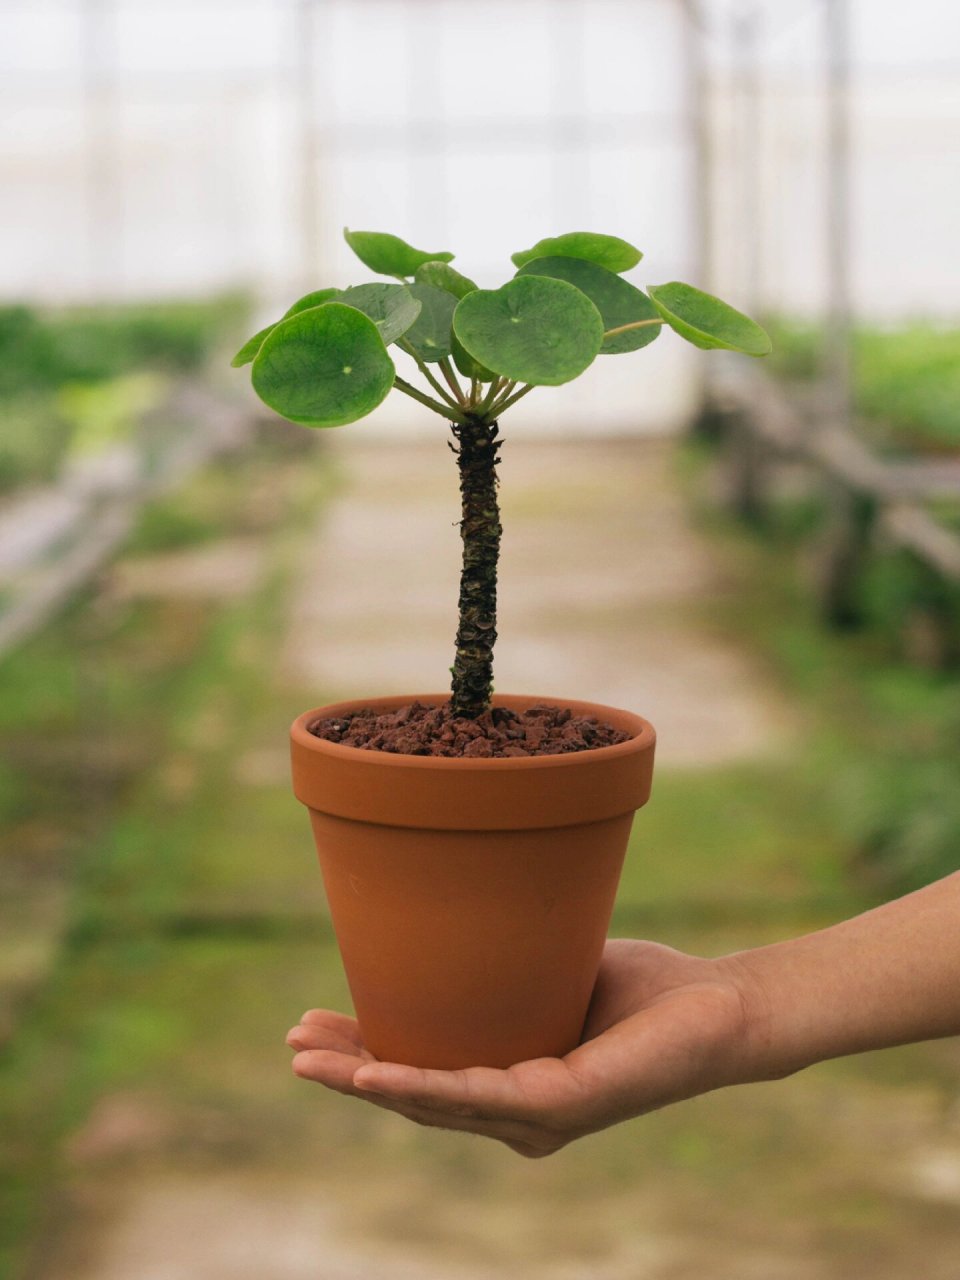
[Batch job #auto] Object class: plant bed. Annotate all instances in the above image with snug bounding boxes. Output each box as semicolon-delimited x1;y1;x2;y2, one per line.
766;316;960;457
236;228;769;1067
0;296;250;494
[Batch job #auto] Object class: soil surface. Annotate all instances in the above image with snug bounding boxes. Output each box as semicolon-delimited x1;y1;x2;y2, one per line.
308;701;630;758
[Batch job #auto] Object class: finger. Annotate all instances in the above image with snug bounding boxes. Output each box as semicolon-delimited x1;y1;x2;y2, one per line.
293;1053;571;1155
286;1023;370;1058
297;1010;363;1045
292;1048;372;1094
352;1057;584;1127
292;1051;502;1128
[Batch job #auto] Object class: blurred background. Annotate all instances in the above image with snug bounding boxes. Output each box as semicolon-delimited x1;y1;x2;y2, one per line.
1;1;959;1277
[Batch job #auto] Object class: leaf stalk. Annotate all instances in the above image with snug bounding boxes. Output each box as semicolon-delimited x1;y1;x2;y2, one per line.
394;376;468;423
475;380;503;419
439;357;468;405
398;340;461;409
489;383;533;416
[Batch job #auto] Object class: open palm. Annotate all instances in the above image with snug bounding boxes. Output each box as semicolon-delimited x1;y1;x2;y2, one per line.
287;939;753;1158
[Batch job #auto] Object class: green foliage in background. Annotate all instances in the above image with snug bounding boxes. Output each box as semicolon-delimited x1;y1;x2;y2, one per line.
685;439;960;898
851;553;960;891
852;750;960;894
0;294;248;395
857;327;960;454
766;317;960;455
0;397;74;494
0;295;249;492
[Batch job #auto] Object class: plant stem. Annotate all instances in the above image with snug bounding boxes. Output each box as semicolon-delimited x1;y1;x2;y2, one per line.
603;317;665;340
439;357;467;405
398;341;461;409
449;416;502;718
394;376;467;424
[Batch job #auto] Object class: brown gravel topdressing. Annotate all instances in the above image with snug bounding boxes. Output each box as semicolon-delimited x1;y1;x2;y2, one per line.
307;701;631;759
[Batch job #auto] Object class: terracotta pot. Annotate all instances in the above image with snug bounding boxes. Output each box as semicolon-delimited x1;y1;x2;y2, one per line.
290;693;656;1070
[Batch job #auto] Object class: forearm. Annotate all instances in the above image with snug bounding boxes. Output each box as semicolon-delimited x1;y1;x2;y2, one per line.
724;870;960;1081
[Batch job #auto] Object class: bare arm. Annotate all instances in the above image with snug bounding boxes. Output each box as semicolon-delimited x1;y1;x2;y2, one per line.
728;868;960;1079
287;872;960;1157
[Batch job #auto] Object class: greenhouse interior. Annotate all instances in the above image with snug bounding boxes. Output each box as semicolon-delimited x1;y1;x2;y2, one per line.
2;1;959;1277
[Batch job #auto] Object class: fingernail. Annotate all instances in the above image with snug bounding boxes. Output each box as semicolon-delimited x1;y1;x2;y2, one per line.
285;1026;304;1047
291;1052;311;1077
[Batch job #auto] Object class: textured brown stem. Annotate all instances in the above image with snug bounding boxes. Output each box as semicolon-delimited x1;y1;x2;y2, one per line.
449;417;502;718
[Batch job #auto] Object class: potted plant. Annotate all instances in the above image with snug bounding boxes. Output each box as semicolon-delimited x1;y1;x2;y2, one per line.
233;229;770;1070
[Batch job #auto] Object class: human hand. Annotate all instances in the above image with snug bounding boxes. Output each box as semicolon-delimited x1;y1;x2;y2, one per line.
286;939;759;1158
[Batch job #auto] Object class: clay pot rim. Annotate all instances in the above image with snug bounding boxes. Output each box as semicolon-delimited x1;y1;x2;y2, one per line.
291;692;655;773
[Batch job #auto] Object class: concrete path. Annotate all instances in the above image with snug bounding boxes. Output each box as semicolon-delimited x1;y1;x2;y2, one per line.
284;436;793;768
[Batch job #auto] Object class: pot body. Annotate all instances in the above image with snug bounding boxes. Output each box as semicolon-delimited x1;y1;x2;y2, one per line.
290;693;656;1070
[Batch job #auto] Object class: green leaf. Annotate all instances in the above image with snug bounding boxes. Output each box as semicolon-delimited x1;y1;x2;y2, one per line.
414;261;478;300
251;303;395;428
338;283;421;345
453;275;604;387
231;288;342;366
451;333;497;384
344;228;454;279
282;287;341;319
516;256;660;355
231;324;278;368
403;283;458;363
648;282;772;356
511;232;642;274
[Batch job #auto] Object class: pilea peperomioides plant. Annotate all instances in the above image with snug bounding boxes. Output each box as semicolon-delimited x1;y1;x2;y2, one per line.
234;228;770;720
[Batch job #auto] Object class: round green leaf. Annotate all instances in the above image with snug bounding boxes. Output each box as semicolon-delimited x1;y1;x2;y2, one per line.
231;323;277;368
283;287;341;319
516;256;660;355
647;283;772;356
451;332;497;384
344;228;454;279
338;283;421;345
511;232;642;274
251;303;395;428
231;288;343;366
414;260;478;300
403;283;458;362
453;276;604;386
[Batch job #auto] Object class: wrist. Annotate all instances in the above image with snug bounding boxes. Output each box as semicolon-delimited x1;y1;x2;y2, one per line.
713;949;813;1085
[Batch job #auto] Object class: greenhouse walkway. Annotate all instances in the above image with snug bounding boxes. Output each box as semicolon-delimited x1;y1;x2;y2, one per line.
18;435;960;1280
